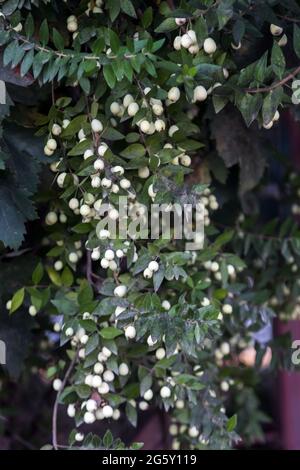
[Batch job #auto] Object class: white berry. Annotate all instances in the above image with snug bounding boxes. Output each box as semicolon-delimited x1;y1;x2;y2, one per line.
203;37;217;54
125;325;136;339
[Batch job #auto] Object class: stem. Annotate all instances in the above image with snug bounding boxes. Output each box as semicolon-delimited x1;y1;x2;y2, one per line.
245;65;300;93
52;350;78;450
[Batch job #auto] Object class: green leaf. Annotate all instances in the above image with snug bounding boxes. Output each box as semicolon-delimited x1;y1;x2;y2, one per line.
32;263;44;285
103;430;114;449
79;77;91;95
107;0;121;22
76;384;91;399
120;143;146;159
271;42;285;79
10;287;25;314
293;24;300;59
262;87;282;125
140;374;152;396
142;7;153;28
121;0;137;18
109;30;120;55
227;414;237;432
103;64;116;89
217;0;233;29
125;402;137;427
61;266;74;287
46;267;62;287
233;19;245;44
100;327;123;339
11;44;26;69
20;49;34;77
39;19;49;46
85;333;99;355
68;139;92;156
78;281;94;306
239;93;262;127
61;115;87;138
25;14;34;38
101;127;124;141
254;51;268;83
3;40;18;67
155;18;177;33
52;28;65;51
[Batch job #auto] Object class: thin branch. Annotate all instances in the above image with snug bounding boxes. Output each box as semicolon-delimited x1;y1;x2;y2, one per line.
245;65;300;94
52;350;79;451
277;14;300;24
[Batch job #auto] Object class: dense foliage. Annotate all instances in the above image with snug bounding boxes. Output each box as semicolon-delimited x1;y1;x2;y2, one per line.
1;0;300;450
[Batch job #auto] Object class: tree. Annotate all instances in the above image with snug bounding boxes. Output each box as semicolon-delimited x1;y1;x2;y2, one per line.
0;0;300;450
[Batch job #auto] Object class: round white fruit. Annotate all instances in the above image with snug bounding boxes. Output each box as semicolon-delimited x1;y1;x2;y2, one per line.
203;37;217;54
193;85;207;102
160;386;171;398
125;325;136;339
91;119;103;133
114;285;127;297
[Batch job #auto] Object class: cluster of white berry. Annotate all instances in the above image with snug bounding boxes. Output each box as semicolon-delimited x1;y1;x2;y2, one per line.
85;0;104;16
173;23;217;57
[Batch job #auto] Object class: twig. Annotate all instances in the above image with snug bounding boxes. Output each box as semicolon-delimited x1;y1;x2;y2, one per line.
245;65;300;94
277;15;300;24
52;350;79;450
